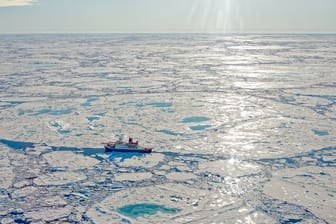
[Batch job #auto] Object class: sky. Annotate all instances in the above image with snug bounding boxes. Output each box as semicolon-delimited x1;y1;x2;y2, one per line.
0;0;335;33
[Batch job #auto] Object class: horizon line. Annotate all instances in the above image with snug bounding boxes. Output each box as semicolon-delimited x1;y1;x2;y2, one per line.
1;31;336;35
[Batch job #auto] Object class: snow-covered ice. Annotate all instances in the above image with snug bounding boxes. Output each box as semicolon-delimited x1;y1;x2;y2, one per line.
0;34;335;223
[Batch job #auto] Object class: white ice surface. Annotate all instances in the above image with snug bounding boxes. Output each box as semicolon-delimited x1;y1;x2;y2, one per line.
0;34;335;223
43;151;99;170
263;166;336;223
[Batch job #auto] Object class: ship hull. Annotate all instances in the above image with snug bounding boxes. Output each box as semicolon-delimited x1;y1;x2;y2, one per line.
104;145;152;153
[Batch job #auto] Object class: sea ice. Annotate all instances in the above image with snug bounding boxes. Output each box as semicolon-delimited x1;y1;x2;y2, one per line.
263;166;336;223
86;183;249;223
0;34;335;223
43;151;99;170
34;171;86;186
25;206;72;223
198;159;261;177
11;186;37;199
116;153;164;168
0;167;14;189
165;172;197;181
114;172;153;182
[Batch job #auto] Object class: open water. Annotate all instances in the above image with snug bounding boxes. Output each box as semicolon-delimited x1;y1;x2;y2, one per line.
0;34;335;223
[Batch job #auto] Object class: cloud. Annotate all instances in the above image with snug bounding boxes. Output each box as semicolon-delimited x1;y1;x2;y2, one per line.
0;0;36;7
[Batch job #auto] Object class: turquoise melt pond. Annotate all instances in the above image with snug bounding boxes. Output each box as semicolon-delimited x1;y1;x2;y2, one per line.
190;124;212;131
148;102;172;108
312;129;329;136
81;97;98;107
181;116;210;123
158;129;180;136
117;203;181;218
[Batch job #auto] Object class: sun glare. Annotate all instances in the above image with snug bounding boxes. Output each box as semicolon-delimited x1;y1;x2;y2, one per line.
187;0;243;33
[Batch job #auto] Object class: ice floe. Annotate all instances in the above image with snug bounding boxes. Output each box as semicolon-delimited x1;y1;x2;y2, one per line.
198;159;261;177
115;153;164;168
165;172;197;181
0;167;14;189
114;172;153;182
25;206;72;223
263;166;336;223
34;171;86;186
43;151;99;170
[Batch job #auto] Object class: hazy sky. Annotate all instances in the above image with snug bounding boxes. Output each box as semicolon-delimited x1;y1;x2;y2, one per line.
0;0;335;33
